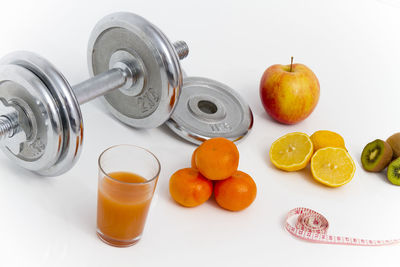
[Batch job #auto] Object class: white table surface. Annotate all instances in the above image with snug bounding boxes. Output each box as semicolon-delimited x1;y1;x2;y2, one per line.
1;0;400;266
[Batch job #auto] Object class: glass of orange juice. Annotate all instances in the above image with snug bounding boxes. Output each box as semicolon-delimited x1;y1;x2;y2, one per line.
97;145;160;247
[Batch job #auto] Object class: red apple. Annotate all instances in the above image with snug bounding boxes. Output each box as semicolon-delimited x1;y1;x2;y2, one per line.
259;59;320;124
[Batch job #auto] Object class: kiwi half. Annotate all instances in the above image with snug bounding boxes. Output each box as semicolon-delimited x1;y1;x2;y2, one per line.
387;157;400;186
361;139;393;172
387;133;400;158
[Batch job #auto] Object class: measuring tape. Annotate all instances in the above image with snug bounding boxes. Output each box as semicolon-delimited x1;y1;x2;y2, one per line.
285;207;400;246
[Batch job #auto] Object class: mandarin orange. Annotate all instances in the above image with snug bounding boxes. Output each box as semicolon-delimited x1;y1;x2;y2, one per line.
191;148;198;169
169;168;213;207
214;171;256;211
195;137;239;180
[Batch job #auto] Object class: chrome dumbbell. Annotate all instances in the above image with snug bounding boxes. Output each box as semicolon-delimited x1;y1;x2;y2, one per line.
0;12;254;176
0;12;188;176
81;13;253;147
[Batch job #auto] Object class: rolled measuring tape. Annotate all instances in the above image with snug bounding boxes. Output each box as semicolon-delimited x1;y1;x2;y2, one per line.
285;207;400;246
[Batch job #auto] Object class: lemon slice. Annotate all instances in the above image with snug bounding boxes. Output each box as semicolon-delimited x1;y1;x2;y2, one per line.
311;147;356;187
269;132;313;171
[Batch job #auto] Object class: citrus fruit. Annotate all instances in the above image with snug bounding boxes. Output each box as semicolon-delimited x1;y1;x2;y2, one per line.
169;168;213;207
310;147;356;187
191;148;198;169
269;132;313;171
214;171;257;211
310;130;346;152
195;137;239;180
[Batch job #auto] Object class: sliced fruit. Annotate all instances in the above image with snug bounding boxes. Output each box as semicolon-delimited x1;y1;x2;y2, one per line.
310;130;346;152
361;139;393;172
269;132;313;171
387;133;400;158
387;158;400;186
310;147;356;187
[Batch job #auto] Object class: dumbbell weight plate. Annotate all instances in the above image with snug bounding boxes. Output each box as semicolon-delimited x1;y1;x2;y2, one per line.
0;52;83;176
0;63;64;174
166;77;254;145
88;12;182;128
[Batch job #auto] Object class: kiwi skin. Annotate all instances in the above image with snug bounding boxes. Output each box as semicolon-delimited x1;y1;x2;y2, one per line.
361;139;393;172
387;133;400;158
387;157;400;186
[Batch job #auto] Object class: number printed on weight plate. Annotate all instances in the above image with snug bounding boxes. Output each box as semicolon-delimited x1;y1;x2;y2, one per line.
210;122;232;133
29;139;45;158
138;88;160;114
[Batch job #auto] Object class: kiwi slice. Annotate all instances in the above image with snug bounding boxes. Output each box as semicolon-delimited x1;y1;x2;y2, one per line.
361;139;393;172
387;133;400;158
387;157;400;185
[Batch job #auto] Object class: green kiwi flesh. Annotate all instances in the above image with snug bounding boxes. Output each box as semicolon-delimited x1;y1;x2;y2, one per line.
387;133;400;158
361;139;393;172
387;157;400;186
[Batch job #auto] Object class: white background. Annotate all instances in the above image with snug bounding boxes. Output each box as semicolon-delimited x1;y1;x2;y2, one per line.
0;0;400;266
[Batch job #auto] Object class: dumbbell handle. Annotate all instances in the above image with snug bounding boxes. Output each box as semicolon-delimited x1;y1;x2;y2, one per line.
73;41;188;104
0;41;188;140
73;68;128;104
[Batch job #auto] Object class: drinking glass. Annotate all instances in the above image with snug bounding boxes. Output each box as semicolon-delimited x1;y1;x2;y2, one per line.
97;145;160;247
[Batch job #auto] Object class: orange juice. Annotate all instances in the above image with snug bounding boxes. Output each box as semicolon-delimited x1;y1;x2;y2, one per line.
97;172;154;246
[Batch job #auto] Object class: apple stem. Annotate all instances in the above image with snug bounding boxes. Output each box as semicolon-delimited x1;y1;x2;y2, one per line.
290;56;294;72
